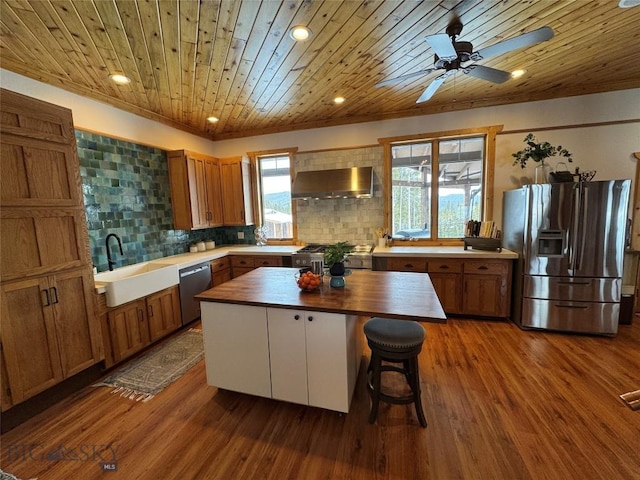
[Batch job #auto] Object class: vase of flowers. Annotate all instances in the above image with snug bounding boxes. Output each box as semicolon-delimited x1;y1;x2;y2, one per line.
512;133;573;184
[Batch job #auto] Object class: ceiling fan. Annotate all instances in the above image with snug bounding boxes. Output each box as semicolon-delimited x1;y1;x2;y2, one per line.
376;22;554;103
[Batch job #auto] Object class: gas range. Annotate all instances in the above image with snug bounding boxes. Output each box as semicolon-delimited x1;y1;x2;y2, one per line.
292;244;373;269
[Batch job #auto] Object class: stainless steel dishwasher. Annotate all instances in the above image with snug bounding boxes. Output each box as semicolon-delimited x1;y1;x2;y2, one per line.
179;262;211;325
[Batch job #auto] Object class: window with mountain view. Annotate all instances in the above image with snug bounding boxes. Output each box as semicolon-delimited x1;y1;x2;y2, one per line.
390;135;485;240
257;154;293;240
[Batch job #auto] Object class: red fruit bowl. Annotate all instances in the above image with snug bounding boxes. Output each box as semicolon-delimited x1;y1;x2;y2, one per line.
294;271;322;292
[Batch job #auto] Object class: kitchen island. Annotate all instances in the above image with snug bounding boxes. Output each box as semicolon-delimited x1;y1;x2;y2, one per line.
196;267;446;413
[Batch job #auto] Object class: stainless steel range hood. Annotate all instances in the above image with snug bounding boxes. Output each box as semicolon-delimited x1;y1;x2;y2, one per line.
291;166;373;199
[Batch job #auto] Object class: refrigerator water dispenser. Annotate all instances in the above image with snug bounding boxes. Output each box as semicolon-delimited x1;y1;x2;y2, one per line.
537;230;565;256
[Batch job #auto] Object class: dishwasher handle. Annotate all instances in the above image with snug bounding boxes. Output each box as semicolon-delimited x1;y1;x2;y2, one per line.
180;264;211;278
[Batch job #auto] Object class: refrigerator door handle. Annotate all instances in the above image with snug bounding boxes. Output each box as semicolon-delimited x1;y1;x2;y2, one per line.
569;186;581;269
576;186;588;271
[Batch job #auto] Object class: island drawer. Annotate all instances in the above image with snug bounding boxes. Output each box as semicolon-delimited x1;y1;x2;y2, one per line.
386;257;428;272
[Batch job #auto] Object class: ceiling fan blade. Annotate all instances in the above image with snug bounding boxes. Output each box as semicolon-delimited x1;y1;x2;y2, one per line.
475;26;554;60
464;64;511;83
416;73;449;103
375;68;437;88
425;33;457;60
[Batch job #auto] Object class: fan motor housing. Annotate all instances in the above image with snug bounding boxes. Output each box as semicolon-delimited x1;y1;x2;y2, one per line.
434;41;473;69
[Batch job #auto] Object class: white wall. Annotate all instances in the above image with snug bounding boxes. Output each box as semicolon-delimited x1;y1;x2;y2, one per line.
0;69;219;155
3;68;638;228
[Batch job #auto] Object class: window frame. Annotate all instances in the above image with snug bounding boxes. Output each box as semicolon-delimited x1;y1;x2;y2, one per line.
379;125;502;245
247;147;298;245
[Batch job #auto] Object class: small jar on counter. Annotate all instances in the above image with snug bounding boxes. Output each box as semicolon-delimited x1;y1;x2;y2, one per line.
205;240;216;250
189;244;198;253
196;241;206;252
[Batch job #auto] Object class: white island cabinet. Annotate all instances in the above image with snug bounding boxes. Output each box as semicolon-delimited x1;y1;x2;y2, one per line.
197;268;446;414
201;302;362;413
201;303;271;398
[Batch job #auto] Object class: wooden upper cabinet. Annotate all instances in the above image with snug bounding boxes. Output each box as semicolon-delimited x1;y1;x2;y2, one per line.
219;156;254;226
0;89;75;143
168;150;223;230
1;89;81;207
1;208;88;282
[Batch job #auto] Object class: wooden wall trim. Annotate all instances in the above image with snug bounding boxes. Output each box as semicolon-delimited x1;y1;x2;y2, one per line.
498;118;640;136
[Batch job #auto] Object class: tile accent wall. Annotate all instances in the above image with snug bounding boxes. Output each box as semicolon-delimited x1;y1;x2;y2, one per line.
294;146;384;246
75;131;253;272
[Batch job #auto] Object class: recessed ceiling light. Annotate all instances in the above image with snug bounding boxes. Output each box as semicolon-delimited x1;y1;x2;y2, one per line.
334;96;345;104
289;25;311;41
511;69;526;78
206;116;219;123
109;74;131;85
619;0;640;8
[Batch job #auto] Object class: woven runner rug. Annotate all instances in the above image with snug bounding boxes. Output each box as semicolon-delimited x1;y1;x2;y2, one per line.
93;328;203;402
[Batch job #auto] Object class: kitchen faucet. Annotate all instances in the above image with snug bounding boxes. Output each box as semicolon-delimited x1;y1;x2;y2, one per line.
105;233;123;271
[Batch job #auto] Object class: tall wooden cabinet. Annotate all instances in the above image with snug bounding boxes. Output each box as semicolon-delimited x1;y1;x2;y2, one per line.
167;150;223;230
0;89;103;411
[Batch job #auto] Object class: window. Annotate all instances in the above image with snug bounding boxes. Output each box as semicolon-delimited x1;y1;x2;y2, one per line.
250;149;297;242
381;127;500;243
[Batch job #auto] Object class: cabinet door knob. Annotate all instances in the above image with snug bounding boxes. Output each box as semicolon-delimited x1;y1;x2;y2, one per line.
307;316;313;322
478;266;488;270
439;265;449;269
294;315;300;320
405;263;413;268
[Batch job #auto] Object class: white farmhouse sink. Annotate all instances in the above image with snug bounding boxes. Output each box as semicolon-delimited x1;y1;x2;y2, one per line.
95;262;180;307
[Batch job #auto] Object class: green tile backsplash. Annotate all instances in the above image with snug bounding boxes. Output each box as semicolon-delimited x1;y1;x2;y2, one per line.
75;130;253;272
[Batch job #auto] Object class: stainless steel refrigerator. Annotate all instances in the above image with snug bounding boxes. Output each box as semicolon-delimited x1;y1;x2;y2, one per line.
503;180;631;335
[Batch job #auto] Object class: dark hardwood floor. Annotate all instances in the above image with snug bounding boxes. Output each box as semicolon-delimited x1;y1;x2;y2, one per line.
1;318;639;480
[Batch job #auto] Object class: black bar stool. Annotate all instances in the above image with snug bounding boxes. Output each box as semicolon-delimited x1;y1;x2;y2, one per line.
363;317;427;427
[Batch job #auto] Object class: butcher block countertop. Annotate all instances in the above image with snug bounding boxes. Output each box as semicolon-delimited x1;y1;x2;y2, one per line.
196;267;447;323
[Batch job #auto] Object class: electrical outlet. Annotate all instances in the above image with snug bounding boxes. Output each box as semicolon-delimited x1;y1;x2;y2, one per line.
237;232;244;239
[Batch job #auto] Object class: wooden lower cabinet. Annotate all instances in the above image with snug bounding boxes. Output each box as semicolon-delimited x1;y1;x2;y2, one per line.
210;257;231;285
428;273;463;314
107;299;150;364
0;267;102;408
462;261;511;317
147;286;182;342
231;255;283;278
102;286;181;366
382;256;512;318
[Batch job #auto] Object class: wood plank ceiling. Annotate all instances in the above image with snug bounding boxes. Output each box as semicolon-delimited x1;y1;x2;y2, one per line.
1;0;639;141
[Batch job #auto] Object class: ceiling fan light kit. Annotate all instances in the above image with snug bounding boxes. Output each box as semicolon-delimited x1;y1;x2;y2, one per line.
377;22;555;104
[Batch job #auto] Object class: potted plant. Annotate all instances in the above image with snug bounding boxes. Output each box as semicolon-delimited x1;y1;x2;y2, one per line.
512;133;573;183
323;241;352;277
